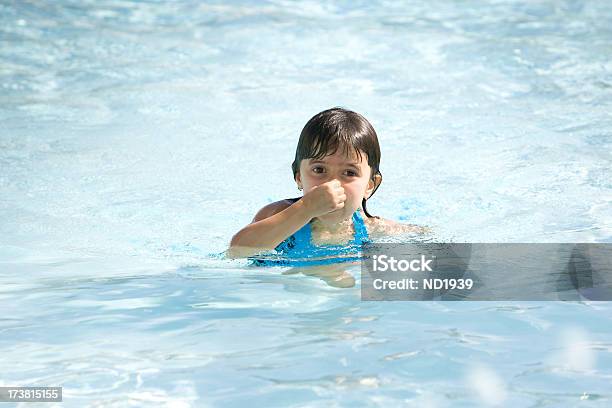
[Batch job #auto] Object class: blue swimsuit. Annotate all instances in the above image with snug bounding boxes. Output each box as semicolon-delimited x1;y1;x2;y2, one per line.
249;204;371;267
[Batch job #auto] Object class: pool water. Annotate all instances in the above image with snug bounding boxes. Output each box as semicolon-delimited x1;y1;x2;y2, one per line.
1;0;611;406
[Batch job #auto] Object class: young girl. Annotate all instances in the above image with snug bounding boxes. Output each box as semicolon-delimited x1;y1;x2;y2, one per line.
228;107;427;262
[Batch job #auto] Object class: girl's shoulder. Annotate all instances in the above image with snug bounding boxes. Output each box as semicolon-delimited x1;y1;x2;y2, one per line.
252;198;300;222
364;215;430;237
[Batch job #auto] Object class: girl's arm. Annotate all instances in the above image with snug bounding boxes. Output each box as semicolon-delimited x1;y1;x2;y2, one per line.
227;199;313;259
228;180;347;258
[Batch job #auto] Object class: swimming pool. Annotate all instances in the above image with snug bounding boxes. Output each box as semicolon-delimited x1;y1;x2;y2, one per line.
1;0;611;406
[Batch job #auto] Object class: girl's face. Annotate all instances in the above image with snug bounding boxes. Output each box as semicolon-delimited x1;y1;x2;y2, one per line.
296;148;379;223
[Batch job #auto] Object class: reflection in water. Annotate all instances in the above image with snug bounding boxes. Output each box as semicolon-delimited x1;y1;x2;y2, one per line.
283;262;358;288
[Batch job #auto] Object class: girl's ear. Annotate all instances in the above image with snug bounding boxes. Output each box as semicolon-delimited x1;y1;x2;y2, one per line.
365;173;382;199
295;172;303;190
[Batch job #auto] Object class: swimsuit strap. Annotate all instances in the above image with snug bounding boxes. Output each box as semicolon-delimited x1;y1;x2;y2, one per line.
351;209;370;244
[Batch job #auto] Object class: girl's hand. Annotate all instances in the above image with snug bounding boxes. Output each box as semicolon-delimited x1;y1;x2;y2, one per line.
302;179;346;218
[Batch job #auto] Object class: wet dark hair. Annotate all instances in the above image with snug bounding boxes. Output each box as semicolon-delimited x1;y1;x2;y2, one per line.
291;107;382;218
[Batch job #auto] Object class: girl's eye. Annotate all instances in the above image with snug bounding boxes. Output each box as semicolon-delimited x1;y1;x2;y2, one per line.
344;170;358;177
312;166;325;174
